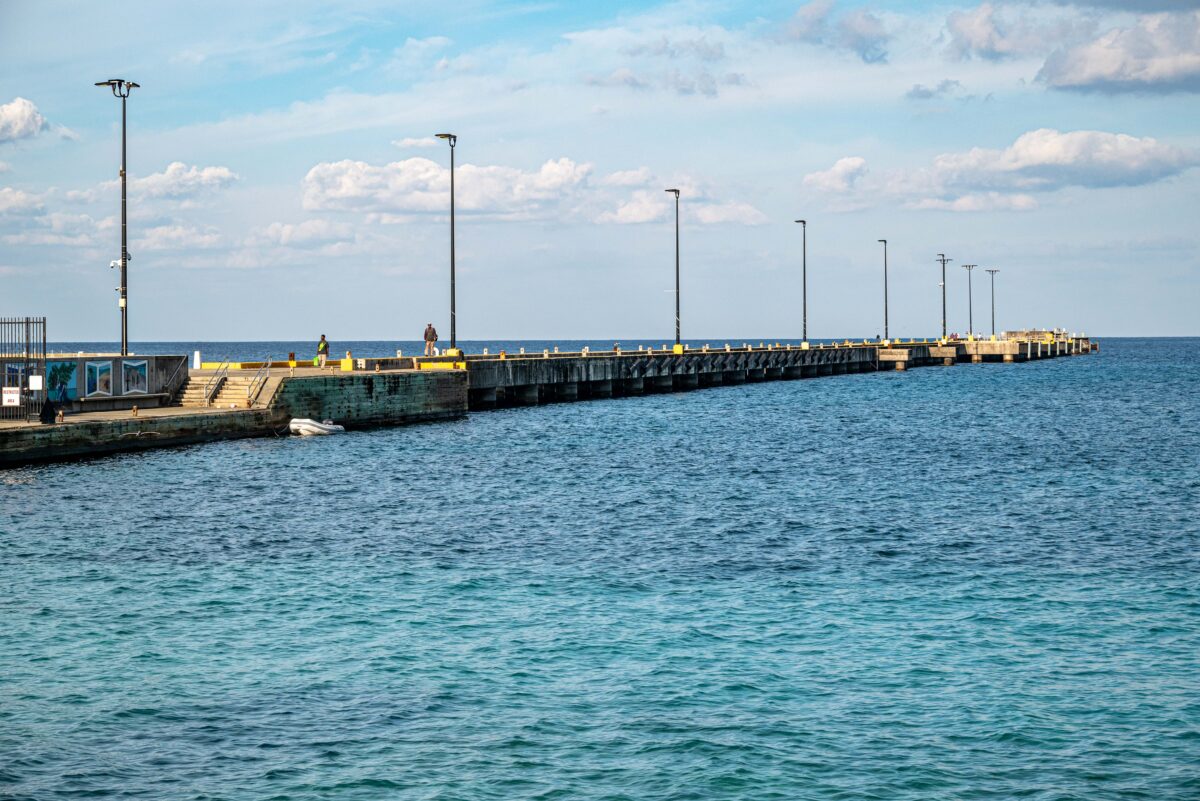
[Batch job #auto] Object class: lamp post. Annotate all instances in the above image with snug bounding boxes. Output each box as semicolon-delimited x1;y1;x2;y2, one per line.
666;188;681;347
963;264;976;336
985;268;999;336
435;132;458;352
95;78;139;356
796;220;807;342
878;239;888;340
937;254;952;340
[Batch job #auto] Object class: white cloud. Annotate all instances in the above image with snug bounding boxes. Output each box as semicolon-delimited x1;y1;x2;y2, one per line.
252;219;354;247
392;137;440;148
596;186;766;226
781;1;892;64
908;192;1039;212
808;128;1198;212
133;162;239;199
838;9;890;64
68;161;239;203
303;156;593;216
625;35;726;62
803;157;868;192
0;98;49;143
600;168;653;186
0;187;43;215
906;79;963;100
2;212;111;247
929;128;1198;190
1038;11;1200;92
692;201;768;225
596;189;671;223
585;67;651;90
136;224;222;251
388;36;453;70
0;162;9;173
945;3;1095;61
784;0;835;43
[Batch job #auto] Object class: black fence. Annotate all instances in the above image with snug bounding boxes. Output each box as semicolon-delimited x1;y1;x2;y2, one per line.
1;317;47;421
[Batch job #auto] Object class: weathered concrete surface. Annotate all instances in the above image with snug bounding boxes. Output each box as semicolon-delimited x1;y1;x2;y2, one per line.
1;337;1093;466
274;370;467;425
0;407;280;465
462;345;878;409
1;369;467;467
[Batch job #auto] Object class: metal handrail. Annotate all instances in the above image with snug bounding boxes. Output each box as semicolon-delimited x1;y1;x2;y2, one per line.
163;356;189;403
247;357;271;408
202;360;230;407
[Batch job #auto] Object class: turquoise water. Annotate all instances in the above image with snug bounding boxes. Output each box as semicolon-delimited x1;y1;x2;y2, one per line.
3;338;1198;800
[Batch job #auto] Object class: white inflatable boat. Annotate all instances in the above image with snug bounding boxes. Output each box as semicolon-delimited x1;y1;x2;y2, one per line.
289;418;346;436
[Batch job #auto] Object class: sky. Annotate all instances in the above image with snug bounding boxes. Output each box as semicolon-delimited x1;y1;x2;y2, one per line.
1;0;1197;341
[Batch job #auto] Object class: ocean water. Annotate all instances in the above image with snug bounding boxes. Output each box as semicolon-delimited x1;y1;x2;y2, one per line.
2;337;1198;800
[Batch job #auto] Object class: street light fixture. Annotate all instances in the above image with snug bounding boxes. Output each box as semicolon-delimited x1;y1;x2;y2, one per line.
985;268;1000;337
936;254;952;340
95;78;139;356
666;189;681;348
878;239;888;340
796;220;807;342
963;264;976;336
435;132;458;352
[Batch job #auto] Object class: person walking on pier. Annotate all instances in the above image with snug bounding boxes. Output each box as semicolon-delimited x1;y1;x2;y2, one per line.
316;334;330;368
423;323;438;356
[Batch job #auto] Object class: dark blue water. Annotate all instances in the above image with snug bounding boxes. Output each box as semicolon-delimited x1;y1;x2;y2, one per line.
3;338;1198;800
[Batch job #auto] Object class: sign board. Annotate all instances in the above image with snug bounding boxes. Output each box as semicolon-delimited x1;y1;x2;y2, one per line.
1;387;19;407
28;375;43;391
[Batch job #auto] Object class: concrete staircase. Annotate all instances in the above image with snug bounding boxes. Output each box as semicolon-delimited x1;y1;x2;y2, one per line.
173;373;282;409
210;375;258;409
173;376;215;408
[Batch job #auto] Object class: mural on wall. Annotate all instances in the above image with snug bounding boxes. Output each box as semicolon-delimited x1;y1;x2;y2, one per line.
46;361;78;402
85;361;112;396
122;360;148;395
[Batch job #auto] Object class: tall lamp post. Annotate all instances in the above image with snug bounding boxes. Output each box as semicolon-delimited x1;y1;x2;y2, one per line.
796;220;807;342
937;254;952;340
985;268;999;336
95;78;139;356
963;264;976;336
435;132;458;352
878;239;889;340
666;189;681;348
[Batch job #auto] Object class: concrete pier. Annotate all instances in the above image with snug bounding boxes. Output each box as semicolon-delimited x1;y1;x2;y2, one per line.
1;335;1094;466
1;368;465;465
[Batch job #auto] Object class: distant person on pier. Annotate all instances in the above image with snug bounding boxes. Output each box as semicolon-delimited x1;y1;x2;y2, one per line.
317;334;330;368
423;323;438;356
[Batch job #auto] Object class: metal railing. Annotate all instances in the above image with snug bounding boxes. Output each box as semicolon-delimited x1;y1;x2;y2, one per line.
1;317;47;420
202;360;230;408
163;356;190;405
247;357;271;408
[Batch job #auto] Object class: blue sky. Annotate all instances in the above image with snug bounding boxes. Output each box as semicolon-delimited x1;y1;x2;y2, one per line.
1;0;1197;340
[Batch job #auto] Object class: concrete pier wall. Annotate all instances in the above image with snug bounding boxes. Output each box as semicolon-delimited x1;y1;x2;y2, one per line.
464;345;878;409
1;337;1093;466
1;370;467;466
274;371;467;426
0;408;280;464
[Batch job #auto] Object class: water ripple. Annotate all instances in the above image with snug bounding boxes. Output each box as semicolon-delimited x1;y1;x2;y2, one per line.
1;338;1198;799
